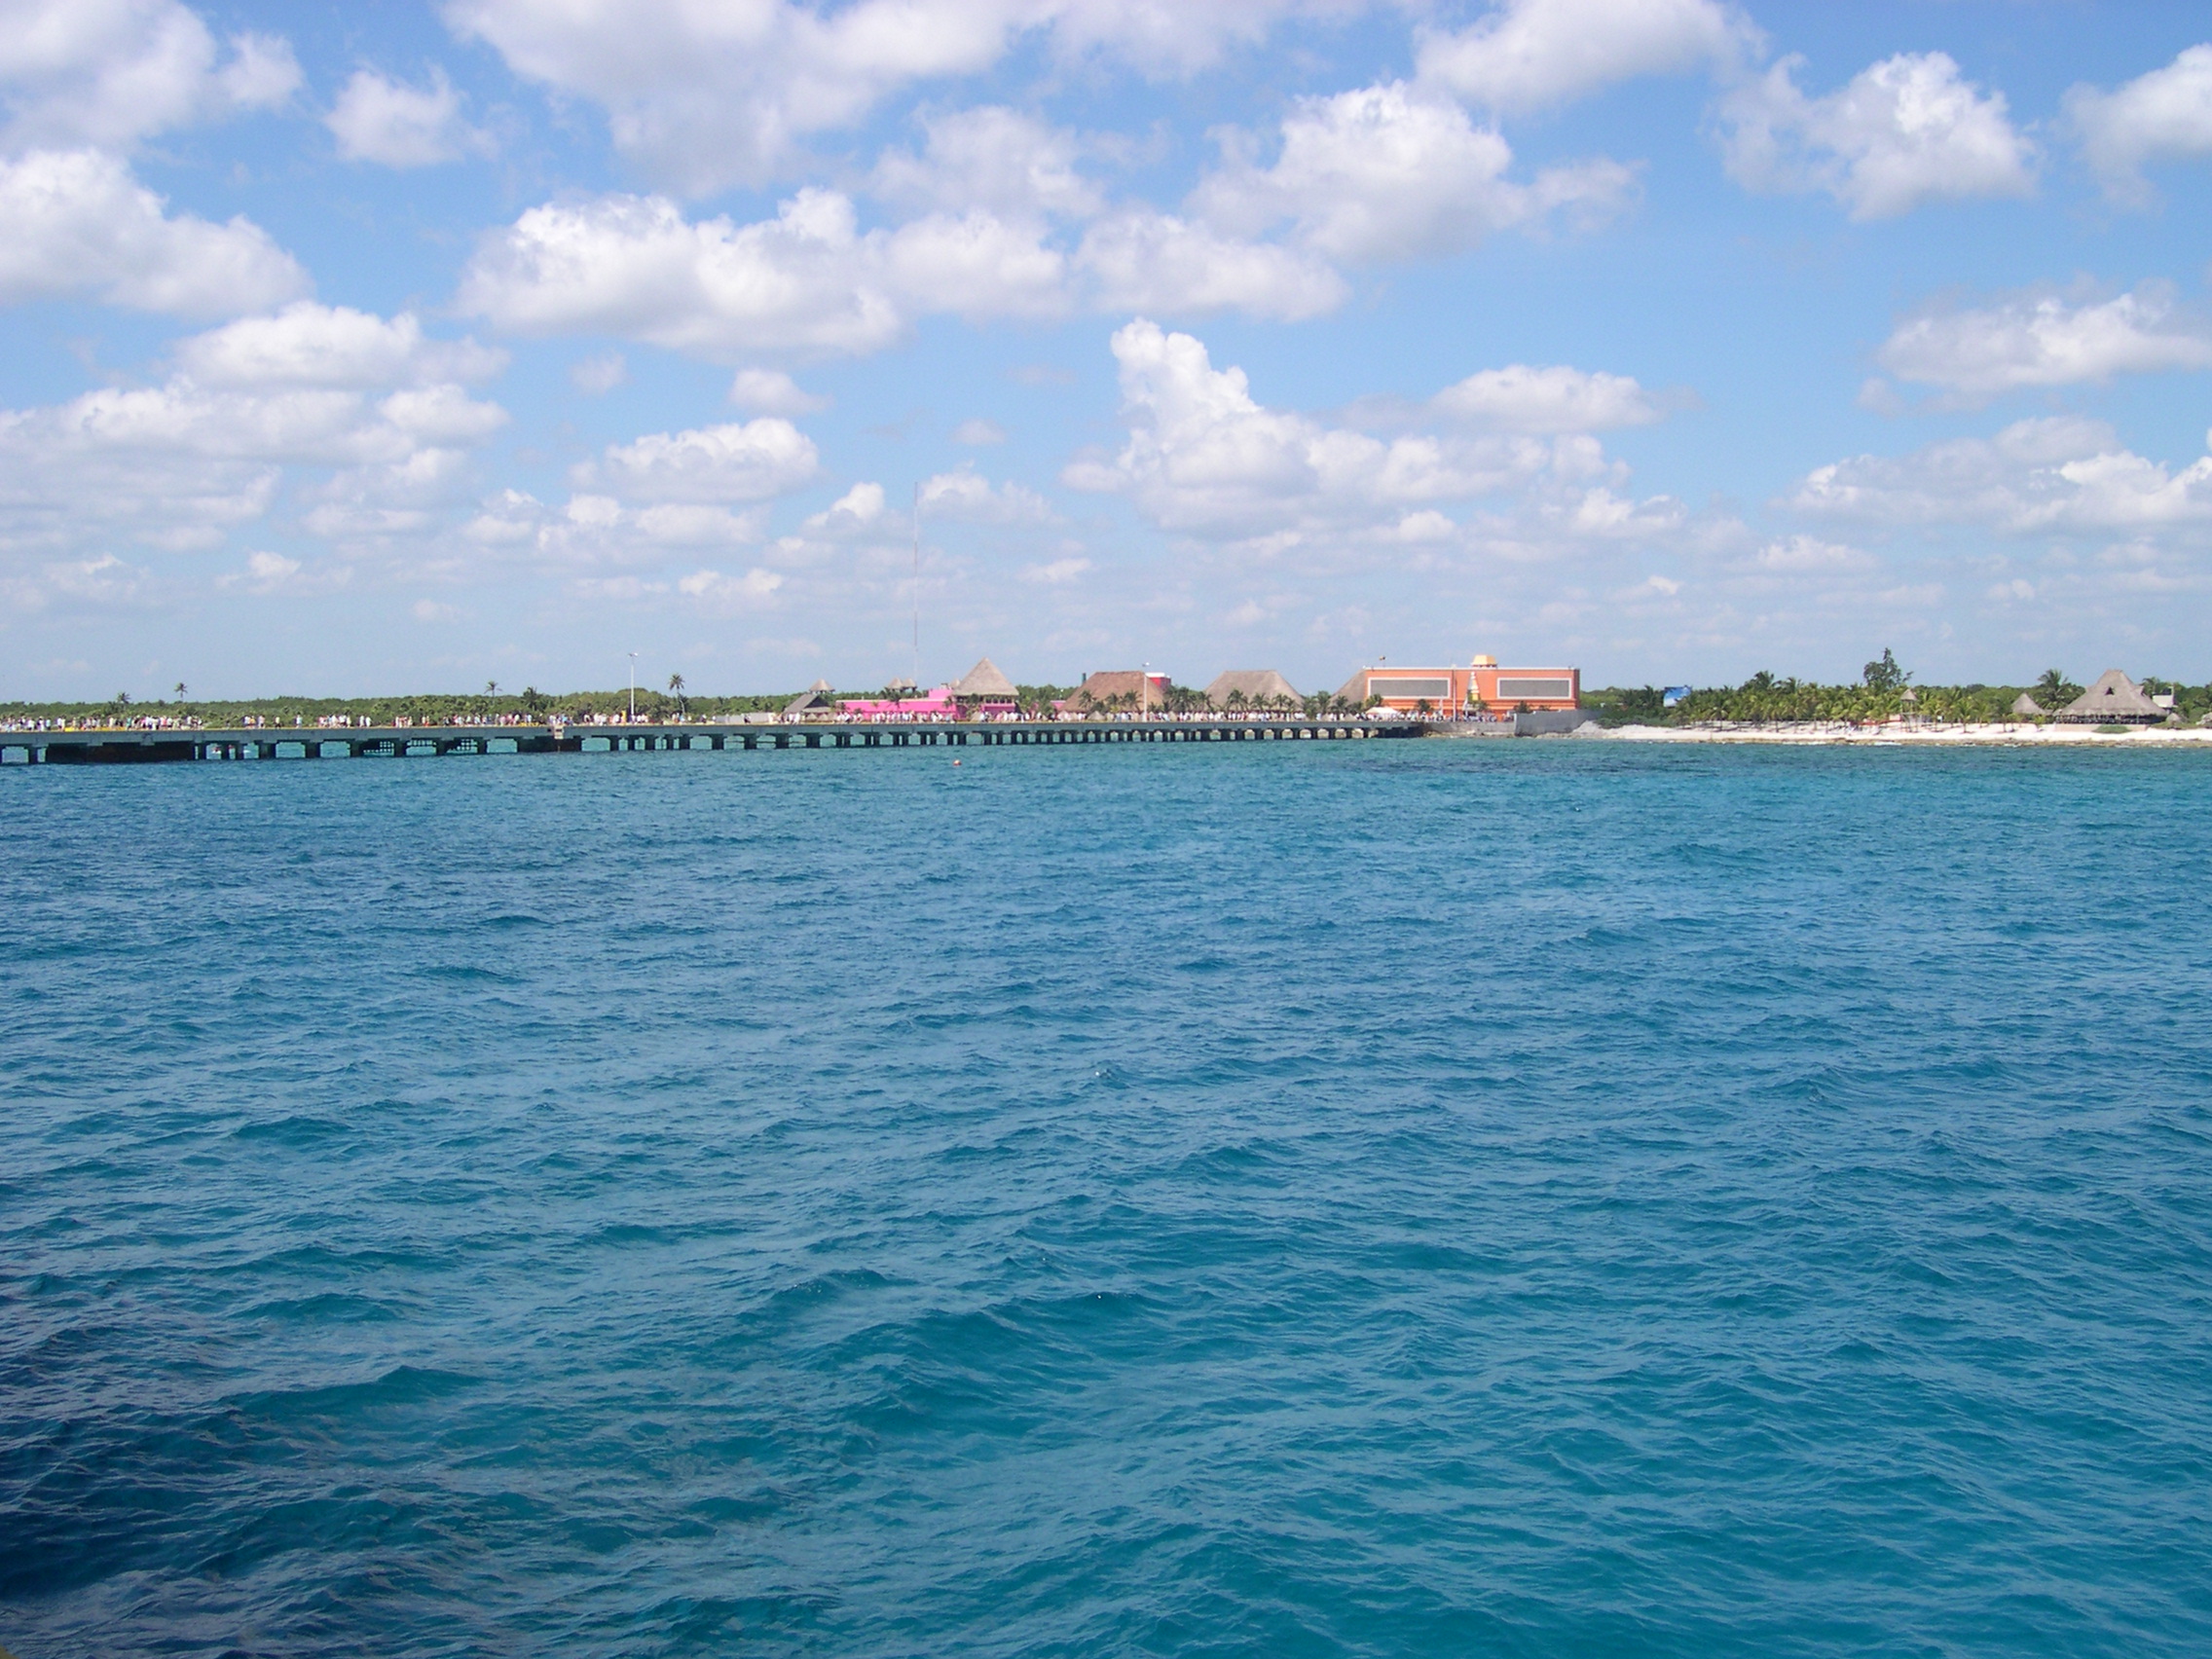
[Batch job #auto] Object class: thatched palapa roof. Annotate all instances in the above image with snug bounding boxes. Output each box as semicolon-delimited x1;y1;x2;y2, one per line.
784;678;834;718
1204;669;1301;707
1065;670;1165;707
2060;669;2162;723
954;657;1017;700
2010;692;2046;717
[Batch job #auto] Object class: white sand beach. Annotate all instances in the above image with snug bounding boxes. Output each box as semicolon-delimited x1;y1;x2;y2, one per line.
1600;722;2212;747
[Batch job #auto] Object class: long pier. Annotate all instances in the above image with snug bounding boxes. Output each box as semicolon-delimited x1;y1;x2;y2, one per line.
1;718;1424;765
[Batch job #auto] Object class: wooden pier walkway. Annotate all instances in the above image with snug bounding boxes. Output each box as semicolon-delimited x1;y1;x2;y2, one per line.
2;718;1424;765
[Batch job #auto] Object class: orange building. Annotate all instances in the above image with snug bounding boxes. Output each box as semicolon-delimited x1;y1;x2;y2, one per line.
1333;655;1580;715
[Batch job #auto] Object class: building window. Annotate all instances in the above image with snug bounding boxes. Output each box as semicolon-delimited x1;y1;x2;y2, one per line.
1370;677;1453;700
1496;678;1572;700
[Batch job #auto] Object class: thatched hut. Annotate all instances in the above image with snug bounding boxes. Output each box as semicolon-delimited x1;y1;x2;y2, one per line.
1061;670;1169;714
2010;692;2046;718
1205;669;1301;709
2059;670;2162;724
952;658;1018;712
783;678;834;719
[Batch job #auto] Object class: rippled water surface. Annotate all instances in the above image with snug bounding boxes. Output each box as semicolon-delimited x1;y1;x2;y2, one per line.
4;740;2211;1657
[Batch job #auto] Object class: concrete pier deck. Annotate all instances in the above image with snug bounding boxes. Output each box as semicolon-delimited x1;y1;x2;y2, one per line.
2;718;1423;765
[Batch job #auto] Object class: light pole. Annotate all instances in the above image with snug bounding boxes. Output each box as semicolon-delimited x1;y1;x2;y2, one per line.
628;652;638;721
1141;660;1149;720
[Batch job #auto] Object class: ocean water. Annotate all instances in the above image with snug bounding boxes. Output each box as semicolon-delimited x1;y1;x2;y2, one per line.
3;740;2210;1658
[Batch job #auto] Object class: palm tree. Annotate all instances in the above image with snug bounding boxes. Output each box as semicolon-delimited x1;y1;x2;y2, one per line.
668;673;688;718
2034;668;2080;707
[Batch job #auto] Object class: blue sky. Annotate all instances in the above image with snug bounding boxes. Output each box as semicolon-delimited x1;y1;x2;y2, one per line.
4;0;2211;697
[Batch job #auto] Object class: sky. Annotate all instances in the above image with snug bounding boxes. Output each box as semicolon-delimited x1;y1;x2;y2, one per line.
3;0;2211;699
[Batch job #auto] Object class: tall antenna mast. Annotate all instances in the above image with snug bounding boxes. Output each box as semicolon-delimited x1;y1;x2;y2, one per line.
911;480;921;688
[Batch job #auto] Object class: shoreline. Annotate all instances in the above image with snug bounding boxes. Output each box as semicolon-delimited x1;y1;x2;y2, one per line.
1594;721;2212;746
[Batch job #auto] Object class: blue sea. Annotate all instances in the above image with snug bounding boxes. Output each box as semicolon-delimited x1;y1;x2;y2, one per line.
4;741;2210;1657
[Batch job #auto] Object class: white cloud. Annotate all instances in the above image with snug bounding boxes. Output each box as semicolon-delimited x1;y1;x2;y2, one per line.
34;383;483;468
1076;210;1345;320
952;418;1007;445
0;0;298;152
1043;0;1335;78
1875;284;2212;402
1061;317;1650;544
460;188;1064;356
0;148;307;316
2064;45;2212;206
1719;52;2036;220
176;302;505;387
461;488;773;574
1393;509;1456;541
1191;81;1633;264
730;367;830;414
877;207;1067;318
443;0;1025;192
871;104;1101;220
919;465;1053;522
1432;364;1660;432
571;351;627;393
803;481;886;535
583;420;821;502
1753;534;1872;571
460;184;1365;353
0;304;507;570
12;552;159;611
637;504;766;545
678;566;784;608
326;66;490;167
1021;554;1090;583
1417;0;1755;114
218;549;350;594
443;0;1333;193
461;190;900;355
380;385;510;444
1788;416;2212;534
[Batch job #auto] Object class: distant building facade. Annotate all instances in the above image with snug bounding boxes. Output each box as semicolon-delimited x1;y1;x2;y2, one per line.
1334;655;1580;715
839;687;959;719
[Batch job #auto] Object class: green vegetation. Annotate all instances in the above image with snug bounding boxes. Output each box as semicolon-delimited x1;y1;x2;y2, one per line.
1584;653;2212;728
14;652;2209;731
0;687;801;728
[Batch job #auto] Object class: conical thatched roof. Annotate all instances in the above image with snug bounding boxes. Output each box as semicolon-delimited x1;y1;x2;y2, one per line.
1066;670;1164;708
954;657;1017;699
1205;669;1301;707
2060;669;2161;723
2010;692;2046;717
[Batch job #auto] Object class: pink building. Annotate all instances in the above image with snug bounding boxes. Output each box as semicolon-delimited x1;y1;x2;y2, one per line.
839;688;960;719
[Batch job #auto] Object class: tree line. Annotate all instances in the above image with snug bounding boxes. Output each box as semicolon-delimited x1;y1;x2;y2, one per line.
1583;652;2211;726
2;679;1378;726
